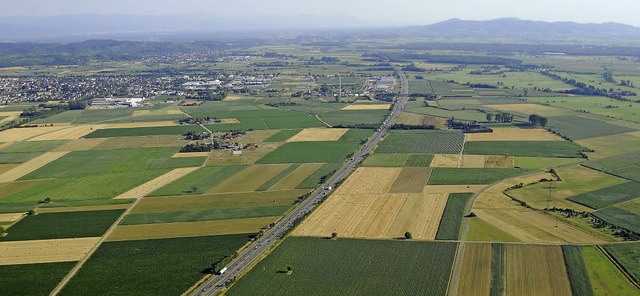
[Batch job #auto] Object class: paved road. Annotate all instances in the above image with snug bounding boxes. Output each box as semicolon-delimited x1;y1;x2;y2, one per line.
192;65;409;296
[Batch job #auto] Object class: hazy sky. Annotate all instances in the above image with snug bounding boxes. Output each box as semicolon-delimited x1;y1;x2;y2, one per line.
2;0;639;26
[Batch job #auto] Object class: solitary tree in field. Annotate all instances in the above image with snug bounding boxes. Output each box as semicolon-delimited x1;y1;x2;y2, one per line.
404;231;412;239
331;232;338;240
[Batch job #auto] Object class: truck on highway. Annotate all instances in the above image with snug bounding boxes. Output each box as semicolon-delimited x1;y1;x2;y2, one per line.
218;267;228;275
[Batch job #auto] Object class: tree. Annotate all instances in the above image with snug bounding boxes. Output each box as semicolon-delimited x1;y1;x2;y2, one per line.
189;185;199;194
539;116;548;127
330;232;338;239
485;113;494;122
404;231;412;239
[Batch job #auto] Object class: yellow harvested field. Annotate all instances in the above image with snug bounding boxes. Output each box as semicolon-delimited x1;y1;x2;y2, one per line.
172;152;210;158
114;167;200;199
457;243;492;296
223;95;244;101
52;138;107;151
341;104;391;110
423;185;486;194
29;125;97;141
268;163;324;191
0;151;69;182
0;164;18;175
506;245;572;296
106;217;278;241
0;237;100;265
471;171;605;243
0;126;67;142
0;111;22;125
132;109;184;116
37;204;130;214
98;121;179;128
487;103;555;113
461;155;486;168
386;193;448;239
208;164;291;193
465;128;563;141
0;213;24;222
430;154;460;168
334;167;402;195
286;128;349;142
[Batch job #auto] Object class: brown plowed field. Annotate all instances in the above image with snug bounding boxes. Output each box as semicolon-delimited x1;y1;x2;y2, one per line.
0;237;100;265
465;128;563;141
506;244;572;296
457;243;492;296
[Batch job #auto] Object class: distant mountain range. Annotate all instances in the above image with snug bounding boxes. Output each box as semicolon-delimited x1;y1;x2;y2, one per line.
1;15;640;43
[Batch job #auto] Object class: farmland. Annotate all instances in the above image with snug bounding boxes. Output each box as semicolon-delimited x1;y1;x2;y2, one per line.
506;244;573;296
60;234;250;296
568;181;640;209
375;130;464;154
457;243;492;296
582;246;639;295
0;210;124;241
583;151;640;182
547;115;635;140
362;153;433;167
604;243;640;284
435;193;473;240
228;237;457;296
428;168;524;185
562;245;595;296
148;165;246;196
83;125;206;138
0;262;76;296
463;141;585;157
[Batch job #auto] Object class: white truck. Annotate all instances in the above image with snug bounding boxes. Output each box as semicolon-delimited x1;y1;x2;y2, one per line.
218;267;228;275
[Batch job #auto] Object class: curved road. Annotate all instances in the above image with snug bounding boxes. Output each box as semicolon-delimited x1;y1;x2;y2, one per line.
192;64;409;296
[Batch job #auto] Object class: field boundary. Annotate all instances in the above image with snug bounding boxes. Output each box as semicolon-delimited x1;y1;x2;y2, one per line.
596;245;640;290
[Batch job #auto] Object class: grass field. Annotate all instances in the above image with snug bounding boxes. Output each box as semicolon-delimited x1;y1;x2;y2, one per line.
148;166;246;196
0;151;69;182
562;245;595;296
83;125;206;138
318;110;387;126
468;218;520;242
375;130;464;154
267;163;323;191
583;246;639;296
0;210;123;241
296;162;341;189
506;244;573;296
568;181;640;209
463;141;585;158
257;141;359;164
208;164;290;193
428;168;524;185
114;167;201;199
527;96;640;122
548;115;635;140
435;193;473;240
60;234;250;296
0;140;67;153
458;243;492;296
514;156;584;169
604;243;640;284
121;205;290;225
228;237;457;296
0;152;42;164
576;131;640;159
0;262;76;296
257;164;299;191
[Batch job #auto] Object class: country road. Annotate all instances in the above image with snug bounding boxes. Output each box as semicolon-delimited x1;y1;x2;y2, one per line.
192;64;409;296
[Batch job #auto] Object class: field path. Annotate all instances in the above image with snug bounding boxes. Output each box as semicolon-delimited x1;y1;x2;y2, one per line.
315;114;332;127
0;151;69;182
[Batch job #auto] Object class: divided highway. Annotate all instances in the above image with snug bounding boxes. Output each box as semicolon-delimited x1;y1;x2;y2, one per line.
192;65;409;296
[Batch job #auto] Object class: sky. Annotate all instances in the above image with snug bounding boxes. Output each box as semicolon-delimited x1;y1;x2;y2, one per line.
1;0;639;27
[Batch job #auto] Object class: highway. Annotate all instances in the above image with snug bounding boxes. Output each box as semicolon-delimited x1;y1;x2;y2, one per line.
192;64;409;296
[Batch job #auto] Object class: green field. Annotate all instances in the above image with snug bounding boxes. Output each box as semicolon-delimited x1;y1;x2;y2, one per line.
0;152;42;164
548;115;635;140
593;207;640;233
428;168;524;185
562;245;595;296
375;130;464;154
0;140;67;153
83;125;206;138
404;102;488;122
490;243;506;296
60;234;251;296
0;209;123;241
228;237;457;296
121;205;290;225
264;129;301;142
527;96;640;122
319;110;388;127
257;130;370;164
568;181;640;209
464;141;585;158
148;166;246;196
604;243;640;285
0;262;76;296
20;147;202;180
514;157;584;169
583;151;640;182
297;163;342;189
362;153;433;167
3;170;168;202
435;193;473;240
201;109;324;131
582;246;639;296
